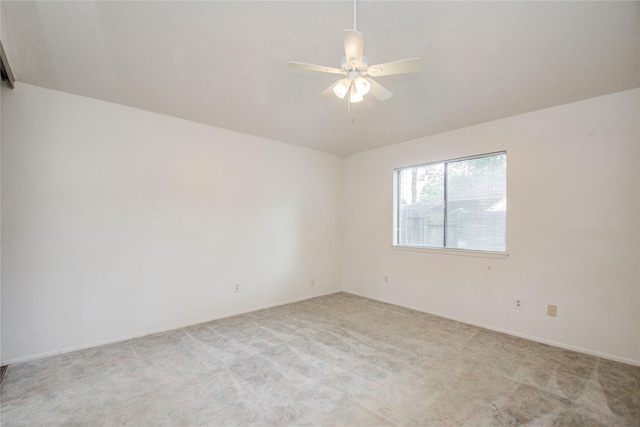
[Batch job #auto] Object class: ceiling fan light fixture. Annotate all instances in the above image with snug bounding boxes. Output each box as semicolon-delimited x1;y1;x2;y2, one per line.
349;86;363;103
354;76;371;95
333;80;349;99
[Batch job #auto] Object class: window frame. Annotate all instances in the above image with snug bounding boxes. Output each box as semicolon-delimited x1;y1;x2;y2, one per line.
392;151;508;256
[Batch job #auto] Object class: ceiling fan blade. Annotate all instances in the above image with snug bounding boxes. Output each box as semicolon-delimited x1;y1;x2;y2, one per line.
343;30;364;67
288;61;344;75
321;85;335;97
367;57;423;76
321;79;344;97
367;78;393;101
322;78;351;98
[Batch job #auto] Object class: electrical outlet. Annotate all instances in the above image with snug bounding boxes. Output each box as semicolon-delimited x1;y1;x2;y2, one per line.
514;298;524;310
547;304;557;317
310;278;315;287
384;276;390;285
234;283;240;293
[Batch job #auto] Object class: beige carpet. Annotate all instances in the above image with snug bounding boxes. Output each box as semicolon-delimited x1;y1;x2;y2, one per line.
1;292;638;426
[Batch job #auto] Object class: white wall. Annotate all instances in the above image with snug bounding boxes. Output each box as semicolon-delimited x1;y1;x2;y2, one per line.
1;83;342;364
2;83;639;366
343;89;640;365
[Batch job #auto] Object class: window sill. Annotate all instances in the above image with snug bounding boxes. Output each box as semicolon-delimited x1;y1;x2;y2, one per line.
392;245;509;259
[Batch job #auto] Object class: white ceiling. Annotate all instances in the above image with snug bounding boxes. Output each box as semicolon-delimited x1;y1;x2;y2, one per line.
2;1;639;157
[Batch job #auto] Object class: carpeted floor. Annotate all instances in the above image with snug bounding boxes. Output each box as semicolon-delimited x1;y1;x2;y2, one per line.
1;292;639;426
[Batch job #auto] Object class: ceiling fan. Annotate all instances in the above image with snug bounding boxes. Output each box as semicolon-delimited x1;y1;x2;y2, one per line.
288;1;423;108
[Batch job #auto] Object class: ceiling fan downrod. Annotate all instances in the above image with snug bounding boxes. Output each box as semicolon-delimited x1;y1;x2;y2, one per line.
353;0;357;31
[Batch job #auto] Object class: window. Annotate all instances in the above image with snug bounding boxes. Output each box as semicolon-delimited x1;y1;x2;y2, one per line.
394;152;506;252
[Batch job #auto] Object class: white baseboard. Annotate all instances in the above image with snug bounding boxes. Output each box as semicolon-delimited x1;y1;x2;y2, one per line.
1;290;341;366
5;289;638;368
343;290;640;367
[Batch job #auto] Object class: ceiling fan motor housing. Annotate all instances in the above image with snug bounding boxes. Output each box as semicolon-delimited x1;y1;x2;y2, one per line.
341;56;369;72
